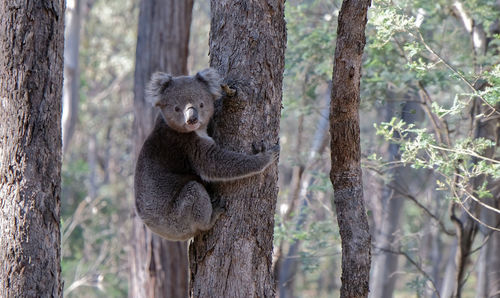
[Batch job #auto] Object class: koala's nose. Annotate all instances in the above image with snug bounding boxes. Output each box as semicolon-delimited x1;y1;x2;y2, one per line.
185;107;198;124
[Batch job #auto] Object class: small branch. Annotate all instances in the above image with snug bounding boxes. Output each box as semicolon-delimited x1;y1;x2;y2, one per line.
428;143;500;165
452;187;500;232
461;188;500;216
388;184;455;236
375;246;441;298
412;31;499;116
416;81;452;147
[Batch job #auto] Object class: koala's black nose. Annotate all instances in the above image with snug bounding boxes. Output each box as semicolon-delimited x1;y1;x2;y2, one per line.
185;107;198;124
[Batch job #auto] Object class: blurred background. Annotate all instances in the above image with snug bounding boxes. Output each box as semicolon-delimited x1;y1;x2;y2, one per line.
60;0;500;297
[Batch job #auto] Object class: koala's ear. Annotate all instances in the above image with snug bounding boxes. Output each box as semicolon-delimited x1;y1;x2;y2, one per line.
196;68;222;99
146;72;172;106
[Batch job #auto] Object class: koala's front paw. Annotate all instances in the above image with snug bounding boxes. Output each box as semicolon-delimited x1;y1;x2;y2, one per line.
252;141;280;161
268;143;280;162
252;140;266;154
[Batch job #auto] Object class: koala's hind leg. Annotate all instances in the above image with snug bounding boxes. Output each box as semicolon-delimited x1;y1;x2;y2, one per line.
176;181;224;233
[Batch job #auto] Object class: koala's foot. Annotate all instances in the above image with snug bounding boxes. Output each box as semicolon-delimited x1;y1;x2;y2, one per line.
209;198;227;226
179;181;215;232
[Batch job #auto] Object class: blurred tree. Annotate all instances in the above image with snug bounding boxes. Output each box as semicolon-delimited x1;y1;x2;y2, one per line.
0;1;65;297
129;0;193;297
62;0;83;154
329;0;372;297
369;100;418;298
188;1;286;297
278;91;331;298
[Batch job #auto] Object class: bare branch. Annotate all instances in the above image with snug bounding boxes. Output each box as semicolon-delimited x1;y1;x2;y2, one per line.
375;246;441;298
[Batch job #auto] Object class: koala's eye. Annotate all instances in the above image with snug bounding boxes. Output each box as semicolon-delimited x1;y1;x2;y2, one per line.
199;103;204;108
174;107;181;112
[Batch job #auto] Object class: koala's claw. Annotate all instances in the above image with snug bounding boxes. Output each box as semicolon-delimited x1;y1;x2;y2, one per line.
270;144;280;161
270;143;280;153
221;84;236;97
212;198;227;213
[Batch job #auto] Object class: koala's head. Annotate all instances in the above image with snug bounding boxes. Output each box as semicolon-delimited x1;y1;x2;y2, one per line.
146;68;222;133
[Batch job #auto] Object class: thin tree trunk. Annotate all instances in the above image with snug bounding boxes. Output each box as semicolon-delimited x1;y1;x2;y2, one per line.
474;104;500;298
62;0;82;154
129;1;193;297
449;5;497;297
329;0;372;297
188;1;286;297
0;1;65;297
487;226;500;297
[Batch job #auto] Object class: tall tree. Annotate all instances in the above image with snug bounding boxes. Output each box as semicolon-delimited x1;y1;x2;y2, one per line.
0;1;65;297
129;0;193;297
329;0;372;297
188;1;286;297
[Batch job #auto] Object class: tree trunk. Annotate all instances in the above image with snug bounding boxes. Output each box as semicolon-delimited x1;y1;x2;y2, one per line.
62;0;82;154
486;226;500;297
0;1;65;297
474;103;500;298
188;1;286;297
129;1;193;297
329;0;372;297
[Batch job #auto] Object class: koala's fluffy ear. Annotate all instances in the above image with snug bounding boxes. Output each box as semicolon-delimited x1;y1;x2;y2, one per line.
196;68;222;99
146;72;172;106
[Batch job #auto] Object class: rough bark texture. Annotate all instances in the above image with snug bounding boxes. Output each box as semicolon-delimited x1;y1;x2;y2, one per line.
329;0;372;297
0;1;65;297
188;1;286;297
129;1;193;297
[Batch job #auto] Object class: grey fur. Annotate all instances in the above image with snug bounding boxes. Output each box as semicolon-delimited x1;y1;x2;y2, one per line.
134;69;279;241
146;72;172;106
195;68;223;98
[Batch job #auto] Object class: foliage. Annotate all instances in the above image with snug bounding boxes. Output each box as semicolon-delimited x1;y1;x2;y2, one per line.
363;0;500;295
368;0;499;207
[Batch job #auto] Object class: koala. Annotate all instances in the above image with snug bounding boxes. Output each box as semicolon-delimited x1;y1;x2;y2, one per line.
134;68;279;241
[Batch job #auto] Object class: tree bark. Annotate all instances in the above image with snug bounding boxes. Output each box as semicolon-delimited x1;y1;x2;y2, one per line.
188;1;286;297
0;1;65;297
329;0;372;297
129;1;193;297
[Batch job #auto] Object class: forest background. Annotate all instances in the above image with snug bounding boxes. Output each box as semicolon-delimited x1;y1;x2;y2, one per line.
60;0;500;297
